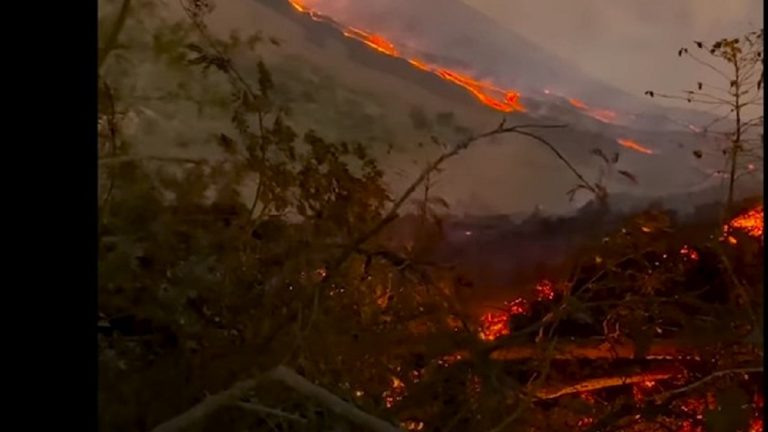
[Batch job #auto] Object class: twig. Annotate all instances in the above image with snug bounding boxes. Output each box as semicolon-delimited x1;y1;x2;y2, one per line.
98;156;210;165
652;366;763;402
235;402;307;423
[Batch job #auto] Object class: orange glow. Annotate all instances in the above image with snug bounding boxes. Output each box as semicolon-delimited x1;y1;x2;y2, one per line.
617;138;655;155
287;0;309;12
590;109;618;123
535;280;556;301
343;28;399;56
680;245;700;261
408;58;430;71
725;205;764;239
567;97;618;124
383;376;406;408
479;312;509;341
287;0;526;113
568;98;588;110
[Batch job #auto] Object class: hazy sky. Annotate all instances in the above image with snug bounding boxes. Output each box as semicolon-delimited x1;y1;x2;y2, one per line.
462;0;763;98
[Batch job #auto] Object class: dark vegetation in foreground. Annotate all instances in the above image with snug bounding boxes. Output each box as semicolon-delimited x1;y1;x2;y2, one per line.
98;1;763;431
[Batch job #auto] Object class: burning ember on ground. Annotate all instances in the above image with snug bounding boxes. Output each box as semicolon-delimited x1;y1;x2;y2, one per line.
567;98;618;123
287;0;524;112
724;205;764;241
679;245;700;261
617;138;655;155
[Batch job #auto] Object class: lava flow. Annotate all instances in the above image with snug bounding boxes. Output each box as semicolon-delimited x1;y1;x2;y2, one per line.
287;0;525;112
617;138;655;155
568;97;618;124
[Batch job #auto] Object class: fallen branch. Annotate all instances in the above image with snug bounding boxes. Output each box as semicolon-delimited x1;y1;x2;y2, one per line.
490;339;704;361
653;366;763;402
534;369;677;400
98;156;210;165
150;365;404;432
235;402;307;423
150;376;264;432
266;366;404;432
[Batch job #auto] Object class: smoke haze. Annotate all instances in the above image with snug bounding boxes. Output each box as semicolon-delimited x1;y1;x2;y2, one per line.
463;0;763;100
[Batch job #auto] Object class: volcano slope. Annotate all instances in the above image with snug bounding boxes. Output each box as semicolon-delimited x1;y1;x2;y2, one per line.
125;0;744;216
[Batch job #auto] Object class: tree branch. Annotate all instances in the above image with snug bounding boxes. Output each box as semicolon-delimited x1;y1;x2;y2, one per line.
235;402;307;423
266;366;403;432
99;0;133;71
653;367;763;402
150;376;264;432
535;369;678;400
98;155;210;165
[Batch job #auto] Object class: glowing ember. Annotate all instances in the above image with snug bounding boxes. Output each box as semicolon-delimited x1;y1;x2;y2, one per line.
504;298;530;315
401;420;425;431
479;312;509;341
576;416;595;429
680;245;700;261
287;0;526;113
535;280;556;301
567;98;618;123
342;28;399;56
383;376;406;408
617;138;655;155
569;98;588;110
725;205;764;239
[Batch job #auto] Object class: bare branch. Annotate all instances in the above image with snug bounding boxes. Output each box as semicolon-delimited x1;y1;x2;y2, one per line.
653;367;763;402
151;376;265;432
235;402;308;423
98;155;210;165
684;51;731;80
535;369;678;400
267;366;404;432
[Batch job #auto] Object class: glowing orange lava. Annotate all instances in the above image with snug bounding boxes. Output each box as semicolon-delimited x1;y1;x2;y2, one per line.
287;0;526;113
568;98;588;110
567;97;618;124
342;27;399;56
617;138;655;155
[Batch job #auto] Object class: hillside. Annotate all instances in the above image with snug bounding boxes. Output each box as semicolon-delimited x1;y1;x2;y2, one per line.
133;0;758;214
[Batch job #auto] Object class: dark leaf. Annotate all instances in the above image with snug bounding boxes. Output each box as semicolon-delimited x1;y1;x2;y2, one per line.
693;150;703;159
644;90;655;98
591;148;610;165
698;81;703;90
694;40;704;49
185;43;204;53
618;170;638;184
217;133;237;155
187;55;208;65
